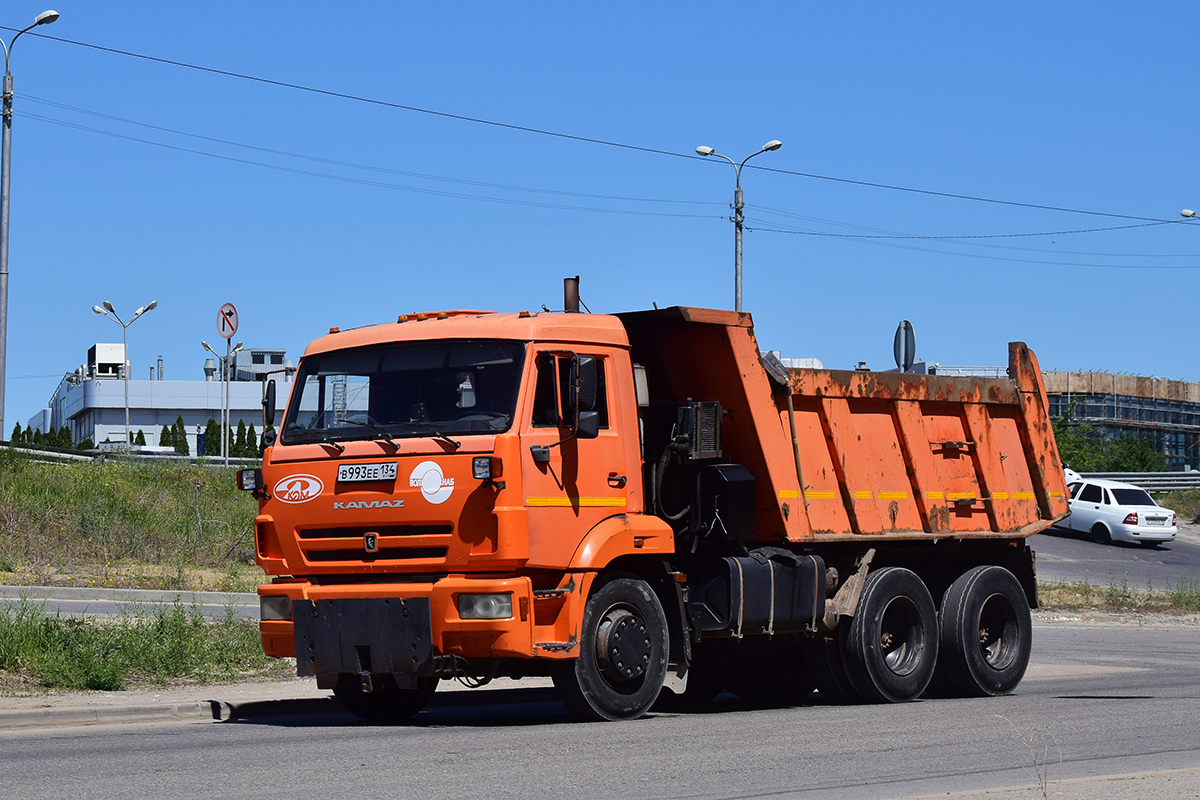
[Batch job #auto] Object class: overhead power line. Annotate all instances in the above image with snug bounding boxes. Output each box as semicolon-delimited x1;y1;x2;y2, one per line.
10;27;1185;225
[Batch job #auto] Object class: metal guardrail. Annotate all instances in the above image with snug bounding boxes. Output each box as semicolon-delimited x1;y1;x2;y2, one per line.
1080;472;1200;492
1;442;260;468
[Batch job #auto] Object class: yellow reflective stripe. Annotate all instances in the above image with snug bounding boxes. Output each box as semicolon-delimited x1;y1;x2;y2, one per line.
805;490;837;499
926;491;944;500
1012;491;1036;500
1049;492;1065;499
778;490;801;499
853;490;872;499
525;496;627;508
947;492;976;500
877;491;908;500
992;491;1009;500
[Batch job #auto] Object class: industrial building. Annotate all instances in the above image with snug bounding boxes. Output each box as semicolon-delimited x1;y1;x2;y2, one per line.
25;343;294;454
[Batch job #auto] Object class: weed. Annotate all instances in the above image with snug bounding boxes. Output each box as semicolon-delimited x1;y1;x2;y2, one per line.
995;715;1062;800
1102;576;1137;607
1168;577;1200;612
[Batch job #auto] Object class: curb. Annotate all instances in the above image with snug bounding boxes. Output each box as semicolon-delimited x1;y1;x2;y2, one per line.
0;697;345;731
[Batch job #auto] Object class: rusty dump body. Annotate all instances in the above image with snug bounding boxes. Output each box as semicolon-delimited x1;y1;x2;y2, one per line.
619;306;1069;545
249;301;1068;721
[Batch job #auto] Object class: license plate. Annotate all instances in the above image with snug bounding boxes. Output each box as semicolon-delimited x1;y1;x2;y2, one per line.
337;462;398;483
1146;517;1166;527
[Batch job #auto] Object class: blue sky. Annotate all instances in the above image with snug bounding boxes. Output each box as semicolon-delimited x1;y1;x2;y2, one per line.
4;3;1199;430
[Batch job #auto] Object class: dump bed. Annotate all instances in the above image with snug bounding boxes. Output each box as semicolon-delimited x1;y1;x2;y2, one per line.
618;307;1069;544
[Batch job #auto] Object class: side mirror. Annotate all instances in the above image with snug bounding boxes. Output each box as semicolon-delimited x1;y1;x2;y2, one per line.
263;379;277;428
562;355;598;423
577;411;600;440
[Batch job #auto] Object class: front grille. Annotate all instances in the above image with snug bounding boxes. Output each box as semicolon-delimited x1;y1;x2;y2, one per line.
300;524;453;539
305;547;448;563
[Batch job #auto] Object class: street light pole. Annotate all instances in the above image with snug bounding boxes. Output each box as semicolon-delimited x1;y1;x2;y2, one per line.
0;9;58;440
203;338;242;465
93;300;157;446
695;139;783;313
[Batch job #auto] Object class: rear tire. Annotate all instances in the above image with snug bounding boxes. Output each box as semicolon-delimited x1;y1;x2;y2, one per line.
802;629;863;704
843;567;938;703
553;576;669;721
932;565;1032;698
1091;523;1112;545
333;673;437;723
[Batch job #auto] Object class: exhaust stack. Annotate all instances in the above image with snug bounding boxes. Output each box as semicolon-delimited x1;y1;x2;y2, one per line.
564;275;580;314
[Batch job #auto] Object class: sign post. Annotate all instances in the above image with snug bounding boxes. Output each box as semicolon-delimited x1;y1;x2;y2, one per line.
218;303;239;465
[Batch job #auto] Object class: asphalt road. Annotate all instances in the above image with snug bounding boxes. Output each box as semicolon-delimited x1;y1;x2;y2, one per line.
0;585;258;620
2;623;1197;800
1031;524;1200;589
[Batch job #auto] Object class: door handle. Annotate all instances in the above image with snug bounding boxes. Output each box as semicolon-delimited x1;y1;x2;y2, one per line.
608;474;627;488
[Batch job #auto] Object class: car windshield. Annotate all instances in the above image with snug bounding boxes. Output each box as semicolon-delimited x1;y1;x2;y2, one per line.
281;340;524;444
1110;488;1156;507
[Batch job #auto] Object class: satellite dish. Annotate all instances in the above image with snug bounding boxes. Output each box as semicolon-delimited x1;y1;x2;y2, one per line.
894;320;916;373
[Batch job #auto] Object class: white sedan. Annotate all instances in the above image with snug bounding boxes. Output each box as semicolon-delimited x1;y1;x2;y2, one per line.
1063;477;1177;547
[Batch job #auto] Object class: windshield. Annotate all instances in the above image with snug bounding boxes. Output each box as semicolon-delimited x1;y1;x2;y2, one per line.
1110;488;1156;507
281;340;524;444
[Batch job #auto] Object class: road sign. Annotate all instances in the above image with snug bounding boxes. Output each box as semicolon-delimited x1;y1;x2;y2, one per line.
218;303;239;339
894;320;916;373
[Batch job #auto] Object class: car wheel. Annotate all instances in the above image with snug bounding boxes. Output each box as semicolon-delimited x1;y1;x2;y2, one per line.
552;575;669;721
930;566;1032;698
1091;523;1111;545
802;629;863;705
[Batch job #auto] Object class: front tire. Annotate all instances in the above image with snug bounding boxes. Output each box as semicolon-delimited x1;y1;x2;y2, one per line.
843;567;938;703
553;576;669;721
333;673;437;723
931;565;1031;698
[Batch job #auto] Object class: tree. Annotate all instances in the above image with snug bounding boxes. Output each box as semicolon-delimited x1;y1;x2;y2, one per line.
10;423;22;443
77;437;95;450
134;429;146;446
203;418;221;457
172;415;190;456
1052;402;1167;473
246;423;258;456
160;424;174;449
31;429;42;446
23;425;33;444
235;420;247;457
58;426;73;448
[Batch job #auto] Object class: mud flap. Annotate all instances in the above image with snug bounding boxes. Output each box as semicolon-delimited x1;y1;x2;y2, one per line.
292;597;434;689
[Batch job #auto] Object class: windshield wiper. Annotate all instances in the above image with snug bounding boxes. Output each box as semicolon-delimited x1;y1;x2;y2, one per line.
342;419;397;448
404;419;462;450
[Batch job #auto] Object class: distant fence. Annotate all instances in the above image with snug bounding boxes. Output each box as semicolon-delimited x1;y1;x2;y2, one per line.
1081;472;1200;492
0;442;260;468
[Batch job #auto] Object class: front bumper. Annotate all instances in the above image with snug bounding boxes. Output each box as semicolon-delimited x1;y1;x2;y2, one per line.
259;575;548;667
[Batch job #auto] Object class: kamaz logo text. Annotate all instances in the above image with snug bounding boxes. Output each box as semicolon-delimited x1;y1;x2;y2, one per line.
273;475;323;504
333;500;405;510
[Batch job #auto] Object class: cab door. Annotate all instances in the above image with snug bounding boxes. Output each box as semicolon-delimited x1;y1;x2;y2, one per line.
520;350;628;568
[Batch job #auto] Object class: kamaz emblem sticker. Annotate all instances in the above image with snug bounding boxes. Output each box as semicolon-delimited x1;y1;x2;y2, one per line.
273;474;323;504
364;533;378;553
410;460;454;505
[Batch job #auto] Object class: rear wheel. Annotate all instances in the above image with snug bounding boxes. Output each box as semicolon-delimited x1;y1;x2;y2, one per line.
333;673;437;723
553;576;669;721
1091;523;1112;545
931;565;1032;698
843;567;938;703
802;629;863;704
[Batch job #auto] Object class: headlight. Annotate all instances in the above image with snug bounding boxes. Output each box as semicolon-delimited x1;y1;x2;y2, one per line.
238;468;262;492
472;456;503;480
260;595;292;621
458;593;513;620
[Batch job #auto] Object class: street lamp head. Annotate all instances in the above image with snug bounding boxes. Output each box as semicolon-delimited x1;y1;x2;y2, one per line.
201;340;214;354
34;10;60;25
695;146;715;157
232;342;244;354
762;139;783;152
1182;209;1196;219
102;300;115;313
145;300;158;311
91;305;104;314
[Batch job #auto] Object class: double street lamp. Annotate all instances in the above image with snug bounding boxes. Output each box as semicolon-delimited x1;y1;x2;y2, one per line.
202;338;243;466
695;139;783;313
0;9;59;440
92;300;157;447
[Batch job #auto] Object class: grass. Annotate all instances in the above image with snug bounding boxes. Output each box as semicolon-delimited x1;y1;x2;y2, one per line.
0;448;260;591
1038;576;1200;613
1155;488;1200;523
0;599;289;692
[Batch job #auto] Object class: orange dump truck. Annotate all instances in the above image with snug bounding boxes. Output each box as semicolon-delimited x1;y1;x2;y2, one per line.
240;281;1068;721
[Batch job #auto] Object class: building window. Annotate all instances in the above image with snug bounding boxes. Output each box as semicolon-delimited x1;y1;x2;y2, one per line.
252;353;265;365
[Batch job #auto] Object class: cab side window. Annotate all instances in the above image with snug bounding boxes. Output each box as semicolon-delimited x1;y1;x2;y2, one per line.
531;353;609;429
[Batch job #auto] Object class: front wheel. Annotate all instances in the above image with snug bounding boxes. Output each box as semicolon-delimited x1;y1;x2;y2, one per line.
553;576;669;721
843;567;938;703
333;673;437;723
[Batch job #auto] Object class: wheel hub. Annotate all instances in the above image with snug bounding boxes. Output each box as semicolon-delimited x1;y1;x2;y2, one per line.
595;608;652;686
